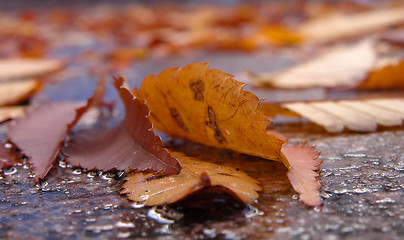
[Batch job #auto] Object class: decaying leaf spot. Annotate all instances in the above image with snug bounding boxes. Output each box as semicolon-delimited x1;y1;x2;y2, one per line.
63;77;181;175
189;79;205;101
206;106;226;143
6;79;105;181
169;107;188;131
134;62;287;165
121;151;261;206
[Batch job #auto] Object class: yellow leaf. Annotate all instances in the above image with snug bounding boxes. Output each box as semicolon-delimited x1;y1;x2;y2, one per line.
134;62;288;165
121;151;261;206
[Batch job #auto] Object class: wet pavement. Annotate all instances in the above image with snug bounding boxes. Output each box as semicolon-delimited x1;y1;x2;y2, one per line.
1;2;404;238
1;55;403;239
1;116;403;239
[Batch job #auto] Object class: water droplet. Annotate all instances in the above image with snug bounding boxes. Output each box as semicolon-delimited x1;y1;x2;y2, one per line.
3;142;13;149
100;171;116;180
131;201;146;209
87;170;99;178
243;204;264;218
343;153;367;158
376;197;395;203
59;160;67;168
72;168;83;175
3;167;17;175
203;228;216;238
147;207;175;224
117;232;131;239
115;221;135;228
103;203;114;209
115;171;125;179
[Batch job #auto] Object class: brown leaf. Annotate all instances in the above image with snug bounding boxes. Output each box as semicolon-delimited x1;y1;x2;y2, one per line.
6;101;82;181
134;62;288;165
0;58;63;81
283;145;322;206
0;80;41;106
299;7;404;43
63;77;181;175
6;80;105;181
0;142;21;169
121;151;261;206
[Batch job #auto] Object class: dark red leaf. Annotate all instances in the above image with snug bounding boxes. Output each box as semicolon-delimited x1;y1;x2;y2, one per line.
0;142;21;169
6;80;105;181
62;77;181;175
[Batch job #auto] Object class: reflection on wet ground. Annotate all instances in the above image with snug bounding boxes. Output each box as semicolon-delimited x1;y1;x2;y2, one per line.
1;2;404;238
1;120;403;239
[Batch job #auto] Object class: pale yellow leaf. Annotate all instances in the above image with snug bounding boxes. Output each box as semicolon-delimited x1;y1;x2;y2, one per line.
0;80;41;106
300;7;404;43
262;98;404;132
253;40;376;89
0;58;63;81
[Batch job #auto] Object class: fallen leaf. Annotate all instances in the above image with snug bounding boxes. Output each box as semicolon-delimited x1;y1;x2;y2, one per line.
6;102;82;181
260;97;404;132
121;151;261;206
282;145;322;206
252;39;377;89
63;77;181;175
6;80;105;181
0;80;41;106
0;142;21;169
0;106;26;123
134;62;288;165
134;63;322;206
357;58;404;89
299;7;404;43
0;58;63;81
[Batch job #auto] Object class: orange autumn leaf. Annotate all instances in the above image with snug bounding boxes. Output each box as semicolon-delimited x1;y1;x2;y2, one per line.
121;151;261;206
358;59;404;89
133;62;288;166
134;63;322;206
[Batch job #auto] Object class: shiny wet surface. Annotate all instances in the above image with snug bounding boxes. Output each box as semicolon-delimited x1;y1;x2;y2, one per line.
1;3;404;239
